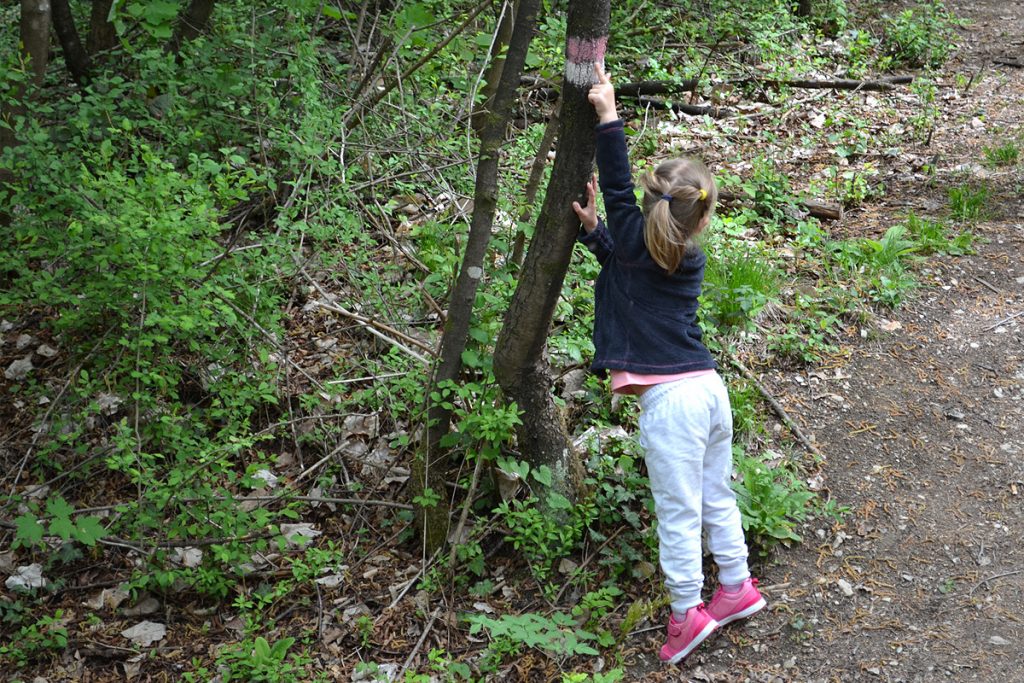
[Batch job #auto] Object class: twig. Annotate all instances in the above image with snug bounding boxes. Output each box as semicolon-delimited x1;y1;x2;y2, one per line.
448;454;486;570
552;526;625;604
397;606;442;680
969;569;1024;596
295;261;433;364
981;311;1024;332
389;547;442;610
726;351;824;460
345;0;492;129
971;275;1000;294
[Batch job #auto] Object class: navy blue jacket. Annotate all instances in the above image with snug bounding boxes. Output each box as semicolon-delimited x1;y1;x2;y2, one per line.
578;119;716;376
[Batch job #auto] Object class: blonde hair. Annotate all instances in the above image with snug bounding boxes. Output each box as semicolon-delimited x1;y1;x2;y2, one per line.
639;158;717;273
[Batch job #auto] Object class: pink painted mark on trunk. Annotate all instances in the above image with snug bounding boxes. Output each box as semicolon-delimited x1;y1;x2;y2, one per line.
567;36;608;63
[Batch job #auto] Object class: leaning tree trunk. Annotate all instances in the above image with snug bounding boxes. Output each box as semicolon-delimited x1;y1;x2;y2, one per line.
51;0;92;86
471;0;516;134
492;0;610;501
165;0;217;57
2;0;51;224
413;0;543;554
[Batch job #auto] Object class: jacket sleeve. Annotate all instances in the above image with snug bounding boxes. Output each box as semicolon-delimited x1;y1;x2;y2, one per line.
594;119;647;261
578;218;614;264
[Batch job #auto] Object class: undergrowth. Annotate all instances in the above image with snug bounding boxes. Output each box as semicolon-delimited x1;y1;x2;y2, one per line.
0;0;977;679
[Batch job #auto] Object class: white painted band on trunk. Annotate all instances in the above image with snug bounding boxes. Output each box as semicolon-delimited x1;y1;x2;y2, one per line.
566;61;595;88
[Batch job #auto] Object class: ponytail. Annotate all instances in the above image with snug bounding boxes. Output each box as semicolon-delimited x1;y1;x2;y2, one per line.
639;158;717;273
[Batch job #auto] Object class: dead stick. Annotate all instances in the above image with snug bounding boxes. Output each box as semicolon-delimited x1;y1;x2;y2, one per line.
971;275;1000;294
981;311;1024;332
397;606;442;679
726;351;824;460
969;569;1024;596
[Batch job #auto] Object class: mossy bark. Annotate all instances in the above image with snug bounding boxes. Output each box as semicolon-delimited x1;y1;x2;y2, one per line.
493;0;611;501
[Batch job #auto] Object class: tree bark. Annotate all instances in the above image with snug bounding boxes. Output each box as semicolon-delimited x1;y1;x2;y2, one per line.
87;0;118;56
795;0;813;17
166;0;217;57
492;0;610;501
21;0;51;87
510;99;560;268
2;1;51;224
472;0;516;134
51;0;92;86
415;0;542;554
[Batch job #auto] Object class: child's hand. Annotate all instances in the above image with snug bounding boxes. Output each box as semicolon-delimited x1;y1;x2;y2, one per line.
572;174;599;233
588;63;617;124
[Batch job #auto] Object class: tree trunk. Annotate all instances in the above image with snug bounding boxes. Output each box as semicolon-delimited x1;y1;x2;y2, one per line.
414;0;543;555
492;0;610;501
2;0;51;224
510;99;560;268
87;0;118;56
795;0;813;17
21;0;51;86
472;0;516;134
166;0;217;56
51;0;92;86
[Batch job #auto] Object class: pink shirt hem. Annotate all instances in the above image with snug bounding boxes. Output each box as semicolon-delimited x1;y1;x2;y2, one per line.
610;369;715;395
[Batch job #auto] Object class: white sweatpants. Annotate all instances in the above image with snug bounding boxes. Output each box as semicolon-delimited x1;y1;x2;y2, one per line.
638;371;751;616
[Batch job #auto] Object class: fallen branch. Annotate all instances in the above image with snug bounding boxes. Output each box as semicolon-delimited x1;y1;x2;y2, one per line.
615;75;914;98
638;96;732;119
726;351;825;460
993;58;1023;68
718;190;844;221
295;261;434;364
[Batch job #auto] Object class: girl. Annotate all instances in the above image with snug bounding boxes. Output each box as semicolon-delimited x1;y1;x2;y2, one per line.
572;63;765;665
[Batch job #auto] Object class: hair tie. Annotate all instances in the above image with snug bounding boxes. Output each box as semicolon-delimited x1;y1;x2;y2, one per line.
698;188;708;201
660;193;673;203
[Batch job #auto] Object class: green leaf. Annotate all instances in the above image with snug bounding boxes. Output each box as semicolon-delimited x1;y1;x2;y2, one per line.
15;513;45;546
531;465;552;487
322;4;341;19
74;516;107;546
50;516;75;541
46;496;75;520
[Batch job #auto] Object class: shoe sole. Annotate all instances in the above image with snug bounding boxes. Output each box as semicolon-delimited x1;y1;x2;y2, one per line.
714;596;766;627
662;620;718;665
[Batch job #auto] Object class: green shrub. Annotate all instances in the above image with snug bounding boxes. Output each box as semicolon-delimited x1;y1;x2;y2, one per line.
703;243;783;333
983;140;1020;167
880;1;960;69
732;446;814;552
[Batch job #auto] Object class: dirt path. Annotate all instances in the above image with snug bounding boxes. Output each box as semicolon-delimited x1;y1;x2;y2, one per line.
626;2;1024;680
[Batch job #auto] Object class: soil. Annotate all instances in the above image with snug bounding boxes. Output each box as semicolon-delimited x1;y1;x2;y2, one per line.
624;1;1024;680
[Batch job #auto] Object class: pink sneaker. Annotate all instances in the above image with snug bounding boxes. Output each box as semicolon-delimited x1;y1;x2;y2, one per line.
707;577;766;626
659;604;718;664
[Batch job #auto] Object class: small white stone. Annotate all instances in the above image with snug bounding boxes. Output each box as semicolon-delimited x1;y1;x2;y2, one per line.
837;578;854;597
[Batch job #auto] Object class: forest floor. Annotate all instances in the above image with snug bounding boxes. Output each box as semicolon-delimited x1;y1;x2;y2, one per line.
4;1;1023;682
624;0;1024;681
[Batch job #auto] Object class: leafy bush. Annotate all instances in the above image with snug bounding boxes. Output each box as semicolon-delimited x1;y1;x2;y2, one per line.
880;1;960;69
732;446;814;552
703;243;783;333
